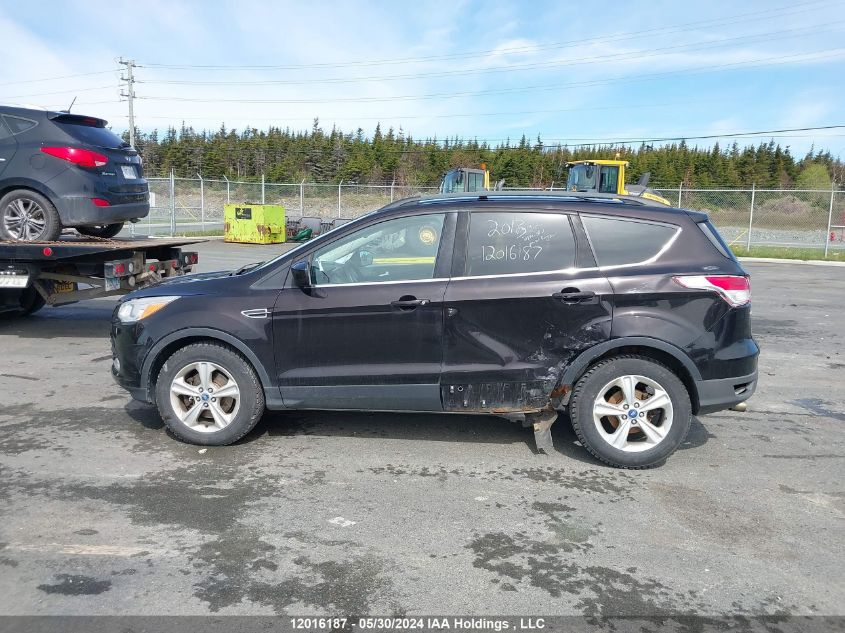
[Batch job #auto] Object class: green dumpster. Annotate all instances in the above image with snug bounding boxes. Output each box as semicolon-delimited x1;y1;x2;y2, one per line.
224;204;286;244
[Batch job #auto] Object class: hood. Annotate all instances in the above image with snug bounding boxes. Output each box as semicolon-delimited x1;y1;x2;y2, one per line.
121;269;236;301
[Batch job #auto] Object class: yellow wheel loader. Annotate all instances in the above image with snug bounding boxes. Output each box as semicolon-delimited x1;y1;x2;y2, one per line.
565;160;671;206
439;164;505;193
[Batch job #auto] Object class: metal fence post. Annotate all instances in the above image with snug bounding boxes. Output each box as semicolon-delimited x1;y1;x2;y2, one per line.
825;186;835;258
300;179;305;217
169;168;175;237
677;182;683;207
261;174;265;204
223;175;230;203
338;180;343;217
197;173;205;232
390;178;395;202
746;183;755;250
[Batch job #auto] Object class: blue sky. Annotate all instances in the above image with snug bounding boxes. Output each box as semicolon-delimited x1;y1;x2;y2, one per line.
2;0;844;156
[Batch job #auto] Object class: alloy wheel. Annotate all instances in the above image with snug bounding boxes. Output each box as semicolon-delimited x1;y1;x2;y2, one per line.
3;198;47;241
169;361;241;432
592;374;674;452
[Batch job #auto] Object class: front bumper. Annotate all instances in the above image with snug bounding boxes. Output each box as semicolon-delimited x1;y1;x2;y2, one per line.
110;317;153;403
58;197;150;226
695;370;758;415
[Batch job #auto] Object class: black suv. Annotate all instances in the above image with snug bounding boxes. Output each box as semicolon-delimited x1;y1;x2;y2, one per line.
0;105;149;241
111;192;758;468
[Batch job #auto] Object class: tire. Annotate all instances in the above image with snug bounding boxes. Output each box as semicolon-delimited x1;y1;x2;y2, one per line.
569;355;691;469
0;287;45;318
19;287;46;316
76;223;124;239
154;342;265;445
0;190;62;242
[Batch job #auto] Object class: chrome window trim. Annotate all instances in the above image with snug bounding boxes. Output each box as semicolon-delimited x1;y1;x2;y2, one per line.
312;277;450;289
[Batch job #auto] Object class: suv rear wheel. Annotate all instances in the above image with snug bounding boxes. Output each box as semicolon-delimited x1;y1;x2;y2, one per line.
569;355;691;468
155;342;265;445
76;223;124;239
0;190;61;242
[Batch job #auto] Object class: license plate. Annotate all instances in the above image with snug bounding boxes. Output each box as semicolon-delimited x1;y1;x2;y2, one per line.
51;281;76;294
121;165;137;179
105;277;121;291
0;274;29;288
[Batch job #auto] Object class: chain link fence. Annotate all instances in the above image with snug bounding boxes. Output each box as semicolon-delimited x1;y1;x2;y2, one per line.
653;187;844;255
135;174;845;255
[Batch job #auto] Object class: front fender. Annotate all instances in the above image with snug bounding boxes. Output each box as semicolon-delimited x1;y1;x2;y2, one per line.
140;327;278;405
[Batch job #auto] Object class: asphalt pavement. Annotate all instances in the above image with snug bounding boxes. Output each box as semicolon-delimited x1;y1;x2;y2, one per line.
0;240;842;617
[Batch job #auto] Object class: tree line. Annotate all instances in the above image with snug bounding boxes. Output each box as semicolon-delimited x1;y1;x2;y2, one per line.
125;119;843;189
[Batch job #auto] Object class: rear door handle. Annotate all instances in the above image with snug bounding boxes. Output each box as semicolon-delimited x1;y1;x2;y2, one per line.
552;290;596;304
391;298;429;310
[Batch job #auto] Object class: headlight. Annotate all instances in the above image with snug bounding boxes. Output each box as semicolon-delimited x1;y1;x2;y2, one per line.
117;296;180;323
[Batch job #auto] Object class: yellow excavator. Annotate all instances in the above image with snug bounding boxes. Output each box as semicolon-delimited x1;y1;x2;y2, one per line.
565;160;671;205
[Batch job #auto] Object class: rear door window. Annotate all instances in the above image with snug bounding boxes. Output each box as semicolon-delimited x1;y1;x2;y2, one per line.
465;211;576;276
582;215;679;267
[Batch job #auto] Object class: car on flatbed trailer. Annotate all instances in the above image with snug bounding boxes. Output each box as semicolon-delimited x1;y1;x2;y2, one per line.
0;105;149;242
0;236;201;317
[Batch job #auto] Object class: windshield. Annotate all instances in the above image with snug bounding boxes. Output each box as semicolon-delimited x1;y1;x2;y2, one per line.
439;169;463;193
566;164;597;192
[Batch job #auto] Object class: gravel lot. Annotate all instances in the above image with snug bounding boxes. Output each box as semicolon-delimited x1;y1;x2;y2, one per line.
0;241;842;617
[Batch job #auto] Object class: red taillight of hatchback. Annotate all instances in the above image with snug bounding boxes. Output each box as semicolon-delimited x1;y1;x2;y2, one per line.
673;275;751;307
41;146;108;168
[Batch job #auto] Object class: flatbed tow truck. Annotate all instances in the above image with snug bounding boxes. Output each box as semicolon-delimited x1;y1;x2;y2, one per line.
0;235;202;317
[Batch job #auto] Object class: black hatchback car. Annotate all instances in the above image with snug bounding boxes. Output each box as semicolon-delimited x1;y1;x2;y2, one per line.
111;192;758;468
0;105;149;241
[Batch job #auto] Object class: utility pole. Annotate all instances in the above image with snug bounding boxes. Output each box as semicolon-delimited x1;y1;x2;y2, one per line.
119;58;136;148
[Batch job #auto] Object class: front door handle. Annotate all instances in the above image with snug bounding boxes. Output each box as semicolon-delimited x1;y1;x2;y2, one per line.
552;289;596;304
391;297;430;310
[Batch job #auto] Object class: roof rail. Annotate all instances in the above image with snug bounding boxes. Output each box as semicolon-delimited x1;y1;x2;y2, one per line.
412;190;668;206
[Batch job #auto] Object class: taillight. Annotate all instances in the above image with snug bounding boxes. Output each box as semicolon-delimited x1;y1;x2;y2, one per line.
41;146;108;168
92;198;111;207
673;275;751;306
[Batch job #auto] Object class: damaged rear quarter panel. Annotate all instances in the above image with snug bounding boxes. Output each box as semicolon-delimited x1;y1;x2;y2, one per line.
441;272;613;412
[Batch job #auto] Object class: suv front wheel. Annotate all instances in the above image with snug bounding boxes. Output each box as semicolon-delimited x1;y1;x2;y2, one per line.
569;355;692;468
155;342;266;445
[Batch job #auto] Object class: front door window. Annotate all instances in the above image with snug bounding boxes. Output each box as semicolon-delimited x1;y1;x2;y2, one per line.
311;213;446;285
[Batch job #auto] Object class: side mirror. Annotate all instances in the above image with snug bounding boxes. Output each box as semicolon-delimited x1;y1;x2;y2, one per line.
358;250;373;267
290;260;312;288
637;171;651;187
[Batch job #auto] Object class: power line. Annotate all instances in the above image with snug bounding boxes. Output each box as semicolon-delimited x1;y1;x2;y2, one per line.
104;98;723;123
138;0;832;71
1;85;118;100
0;69;119;88
138;22;840;88
134;49;845;105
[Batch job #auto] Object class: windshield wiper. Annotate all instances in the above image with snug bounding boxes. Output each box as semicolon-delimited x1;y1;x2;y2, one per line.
231;261;263;276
